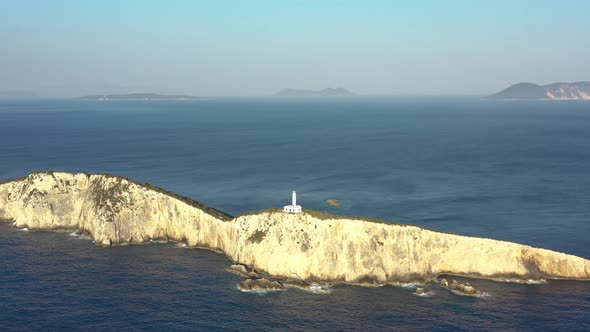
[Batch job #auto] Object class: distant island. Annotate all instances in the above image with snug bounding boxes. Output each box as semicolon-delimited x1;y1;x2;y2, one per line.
76;93;204;101
489;82;590;100
274;87;355;97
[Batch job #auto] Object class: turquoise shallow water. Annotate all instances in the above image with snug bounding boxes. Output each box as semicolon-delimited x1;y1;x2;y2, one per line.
0;97;589;331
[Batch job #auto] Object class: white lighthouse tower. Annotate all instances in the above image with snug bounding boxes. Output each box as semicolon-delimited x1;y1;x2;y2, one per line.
283;191;302;213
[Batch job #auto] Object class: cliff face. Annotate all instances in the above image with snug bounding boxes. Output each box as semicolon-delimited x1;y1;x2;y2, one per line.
230;213;590;283
1;172;589;283
0;172;233;249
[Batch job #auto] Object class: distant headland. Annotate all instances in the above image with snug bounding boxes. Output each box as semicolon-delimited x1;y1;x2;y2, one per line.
273;87;356;97
489;82;590;100
76;93;204;101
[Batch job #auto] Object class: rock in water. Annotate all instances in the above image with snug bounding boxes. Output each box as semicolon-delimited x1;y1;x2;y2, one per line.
326;198;340;207
227;264;251;277
1;172;590;285
239;278;284;292
448;280;477;296
282;274;310;289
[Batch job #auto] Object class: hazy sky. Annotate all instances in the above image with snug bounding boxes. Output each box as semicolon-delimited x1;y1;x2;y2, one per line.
1;0;589;96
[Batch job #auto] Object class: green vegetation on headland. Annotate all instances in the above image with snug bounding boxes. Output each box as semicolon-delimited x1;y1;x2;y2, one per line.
303;209;413;226
7;171;233;221
239;207;281;217
2;171;415;229
76;93;204;100
238;207;411;227
247;229;268;243
237;207;458;235
85;172;233;221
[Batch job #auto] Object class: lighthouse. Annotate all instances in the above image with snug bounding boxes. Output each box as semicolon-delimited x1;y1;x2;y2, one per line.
283;191;302;213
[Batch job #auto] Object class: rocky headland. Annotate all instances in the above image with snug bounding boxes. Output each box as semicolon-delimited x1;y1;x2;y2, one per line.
489;82;590;100
1;172;589;289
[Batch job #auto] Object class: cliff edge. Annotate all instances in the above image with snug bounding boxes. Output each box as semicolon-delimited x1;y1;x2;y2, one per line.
1;172;589;284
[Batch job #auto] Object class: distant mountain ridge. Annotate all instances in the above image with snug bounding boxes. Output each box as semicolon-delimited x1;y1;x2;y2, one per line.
489;82;590;100
274;87;355;97
77;93;203;100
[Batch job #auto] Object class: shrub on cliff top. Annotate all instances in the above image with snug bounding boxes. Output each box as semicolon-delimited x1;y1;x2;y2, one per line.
239;207;280;217
303;209;413;226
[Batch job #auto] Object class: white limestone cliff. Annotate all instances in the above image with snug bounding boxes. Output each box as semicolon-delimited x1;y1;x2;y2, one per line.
1;172;589;284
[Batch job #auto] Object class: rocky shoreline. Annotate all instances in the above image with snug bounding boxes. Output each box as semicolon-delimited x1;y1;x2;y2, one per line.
1;171;589;287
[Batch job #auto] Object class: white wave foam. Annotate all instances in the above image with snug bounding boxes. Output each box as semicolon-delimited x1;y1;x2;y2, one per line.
308;284;332;294
398;283;423;289
497;278;547;284
475;291;492;298
237;285;285;295
17;227;29;232
68;231;90;240
414;290;436;298
448;289;492;298
175;243;187;248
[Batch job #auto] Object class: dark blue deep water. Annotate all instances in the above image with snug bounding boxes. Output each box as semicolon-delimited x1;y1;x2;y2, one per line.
0;97;589;331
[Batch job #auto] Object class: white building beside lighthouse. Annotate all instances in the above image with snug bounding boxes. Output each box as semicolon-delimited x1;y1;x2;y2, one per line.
283;191;302;213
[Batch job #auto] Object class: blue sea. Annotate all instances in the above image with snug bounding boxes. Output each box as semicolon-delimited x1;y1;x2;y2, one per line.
0;97;589;331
